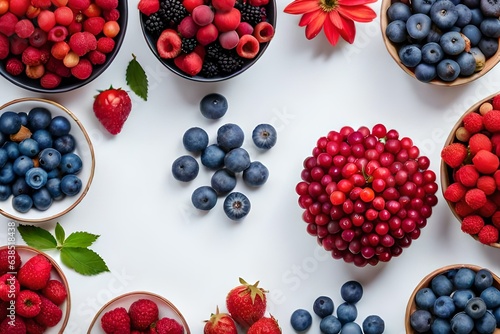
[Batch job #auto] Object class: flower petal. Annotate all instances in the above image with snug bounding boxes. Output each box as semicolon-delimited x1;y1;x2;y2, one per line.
323;15;341;46
284;0;320;14
299;10;322;27
328;10;343;29
338;15;356;43
338;0;377;6
305;11;327;39
338;5;377;22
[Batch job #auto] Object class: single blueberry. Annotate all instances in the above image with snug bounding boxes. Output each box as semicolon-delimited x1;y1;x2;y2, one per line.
340;322;362;334
216;123;244;151
0;162;15;184
223;191;251;220
182;127;209;153
191;186;217;211
27;107;51;130
410;309;432;332
11;177;31;197
455;3;472;27
3;142;19;160
201;144;226;170
46;178;63;200
242;161;269;187
0;111;22;135
12;156;34;176
48;116;71;136
454;268;476;289
440;31;466;55
211;168;236;195
480;17;500;38
386;20;407;43
427;29;442;43
470;7;484;26
252;124;277;150
32;187;52;211
224;148;251;173
437;59;461;82
475;311;497;334
319;315;342;334
362;315;384;334
462;24;482;46
60;153;82;174
474;269;494;291
478;37;499;58
406;13;432;40
313;296;334;318
491;307;500;327
25;167;48;189
336;302;357;324
60;174;82;196
0;184;11;201
421;42;444;64
431;274;454;296
399;44;422;67
415;62;437;82
412;0;437;14
290;309;312;332
480;0;500;17
415;287;437;310
200;93;228;119
451;312;474;334
434;295;456;318
430;0;459;30
340;280;363;303
172;155;199;182
18;138;39;158
465;297;487;319
480;286;500;309
38;148;62;171
12;194;32;213
53;134;75;154
453;289;476;309
387;2;412;21
431;317;452;334
17;112;27;126
31;129;53;151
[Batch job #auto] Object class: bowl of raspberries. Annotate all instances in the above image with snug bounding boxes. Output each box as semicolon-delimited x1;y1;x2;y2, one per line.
0;245;71;333
380;0;500;86
406;264;500;333
0;0;127;93
87;291;190;333
138;0;276;81
441;92;500;248
0;97;95;223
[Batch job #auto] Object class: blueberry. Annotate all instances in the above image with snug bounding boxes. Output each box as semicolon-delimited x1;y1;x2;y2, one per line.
480;286;500;309
470;7;484;26
399;44;422;67
491;307;500;327
12;177;31;196
223;191;251;220
474;269;493;291
224;148;251;173
38;148;62;171
453;289;476;309
17;112;27;126
465;297;487;319
410;309;433;332
431;317;452;334
431;274;455;297
462;24;482;46
200;93;228;119
48;116;71;136
13;156;34;176
0;111;22;135
47;168;59;179
252;124;277;150
46;178;63;199
480;17;500;38
336;302;357;324
412;0;437;14
454;268;476;289
0;148;7;168
340;322;362;334
451;312;474;334
12;194;32;213
290;308;312;332
430;0;459;30
427;29;442;43
362;315;384;334
415;287;437;310
217;123;244;151
478;37;499;58
27;107;51;130
52;134;75;154
172;155;199;182
182;127;209;153
18;138;39;158
0;184;11;201
313;296;334;318
455;3;472;27
386;20;407;43
475;311;497;334
191;186;217;211
480;0;500;17
415;62;437;82
25;167;48;189
60;153;82;174
201;144;226;170
32;187;52;211
440;31;466;55
387;2;412;21
437;59;461;81
60;174;82;196
340;280;363;303
3;142;19;160
319;315;342;334
242;161;269;187
433;295;456;318
421;42;444;64
406;13;432;40
462;0;479;7
211;168;236;195
0;162;15;184
31;129;53;151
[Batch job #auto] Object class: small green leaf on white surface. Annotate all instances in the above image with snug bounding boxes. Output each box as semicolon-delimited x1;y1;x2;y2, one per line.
17;225;57;250
60;247;109;276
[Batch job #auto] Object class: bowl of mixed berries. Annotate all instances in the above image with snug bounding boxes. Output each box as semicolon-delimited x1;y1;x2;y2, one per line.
139;0;276;81
296;124;440;267
0;0;127;92
441;92;500;248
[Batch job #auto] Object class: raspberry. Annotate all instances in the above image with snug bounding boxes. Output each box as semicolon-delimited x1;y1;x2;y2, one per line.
456;165;479;187
454;199;475;217
463;112;484;134
9;34;28;55
472;149;499;174
0;32;7;60
40;72;62;88
461;214;484;234
441;142;468;168
154;317;184;334
129;298;159;330
23;318;47;334
103;8;120;21
88;49;106;64
477;199;497;217
5;57;24;75
31;0;51;8
0;248;21;275
46;56;71;77
22;46;44;66
483;109;500;133
468;133;492;155
69;31;96;56
444;182;466;202
0;12;19;36
96;36;115;53
138;0;159;16
0;317;26;333
492;94;500;110
95;0;118;10
68;0;91;11
15;19;35;38
83;16;105;35
101;307;131;333
478;224;499;244
34;296;62;327
492;211;500;228
476;175;496;195
495;170;500;190
464;187;487;210
70;58;92;79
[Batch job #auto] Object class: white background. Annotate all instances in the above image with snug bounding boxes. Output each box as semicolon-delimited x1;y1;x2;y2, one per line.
2;0;500;332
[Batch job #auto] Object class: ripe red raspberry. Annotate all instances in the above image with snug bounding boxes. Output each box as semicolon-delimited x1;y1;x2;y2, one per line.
96;36;115;53
444;182;466;202
492;94;500;110
83;16;105;35
456;165;479;187
22;46;45;66
454;199;475;218
5;57;25;76
492;211;500;228
463;112;484;134
103;8;120;21
0;317;26;333
0;12;19;37
441;142;467;168
101;307;131;333
478;225;499;244
0;33;9;60
477;175;496;195
95;0;118;10
461;215;484;234
465;188;487;210
46;57;71;77
41;279;67;305
40;72;62;89
0;247;21;275
23;318;47;334
88;50;106;64
35;296;63;327
468;133;492;155
472;149;500;174
128;298;159;330
477;199;497;217
68;31;96;56
154;317;184;334
71;58;93;79
483;109;500;133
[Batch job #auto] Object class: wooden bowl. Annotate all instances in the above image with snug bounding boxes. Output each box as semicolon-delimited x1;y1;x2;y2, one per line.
405;264;500;333
87;291;191;333
440;91;500;248
380;0;500;86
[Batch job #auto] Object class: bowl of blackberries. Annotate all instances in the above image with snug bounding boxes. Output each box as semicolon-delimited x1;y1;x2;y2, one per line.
0;0;128;93
381;0;500;85
139;0;276;82
406;264;500;333
0;97;95;223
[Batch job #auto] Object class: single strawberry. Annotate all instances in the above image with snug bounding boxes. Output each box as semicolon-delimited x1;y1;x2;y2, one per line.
93;86;132;135
16;289;42;318
41;279;67;306
0;317;26;334
138;0;160;15
101;307;131;334
247;315;281;334
153;317;184;334
35;295;62;327
0;248;21;275
441;142;468;168
204;306;237;334
17;254;52;290
128;298;159;330
0;273;20;302
226;277;267;328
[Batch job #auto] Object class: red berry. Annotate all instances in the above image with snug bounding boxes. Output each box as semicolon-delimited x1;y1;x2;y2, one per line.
461;214;485;234
483;109;500;133
441;142;468;168
472;149;499;174
253;21;274;42
463;111;484;134
214;7;241;32
478;224;499;244
236;34;260;58
468;133;492;155
156;28;182;58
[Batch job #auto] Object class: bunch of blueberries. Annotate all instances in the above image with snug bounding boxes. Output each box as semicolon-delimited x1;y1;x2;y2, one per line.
410;267;500;333
385;0;500;82
290;280;385;334
171;93;277;221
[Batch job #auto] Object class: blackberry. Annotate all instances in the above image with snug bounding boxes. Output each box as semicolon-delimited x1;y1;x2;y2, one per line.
159;0;188;27
217;50;245;73
206;42;223;60
144;10;166;35
201;61;220;78
235;1;266;26
181;38;197;54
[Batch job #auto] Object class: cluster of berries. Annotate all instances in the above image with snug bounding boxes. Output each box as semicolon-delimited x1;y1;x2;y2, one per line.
139;0;275;78
441;93;500;245
0;248;68;333
100;297;185;333
0;0;122;89
204;278;281;334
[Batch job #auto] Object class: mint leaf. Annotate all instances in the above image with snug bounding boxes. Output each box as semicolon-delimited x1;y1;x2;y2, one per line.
17;225;57;250
55;223;65;246
60;247;109;276
126;54;148;101
63;232;99;248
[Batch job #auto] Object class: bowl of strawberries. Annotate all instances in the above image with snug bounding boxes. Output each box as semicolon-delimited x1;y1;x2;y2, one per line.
441;91;500;248
0;0;128;93
138;0;276;82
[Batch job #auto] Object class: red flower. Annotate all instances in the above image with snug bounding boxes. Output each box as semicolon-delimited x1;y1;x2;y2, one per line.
284;0;377;46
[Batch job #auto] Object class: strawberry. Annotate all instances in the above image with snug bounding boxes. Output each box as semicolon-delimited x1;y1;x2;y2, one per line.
17;254;52;290
0;248;21;275
226;278;267;328
247;315;281;334
93;86;132;135
0;317;26;333
204;306;237;334
101;307;131;334
0;274;20;302
41;279;67;306
128;298;158;330
138;0;160;16
16;289;42;318
35;295;62;327
441;142;468;168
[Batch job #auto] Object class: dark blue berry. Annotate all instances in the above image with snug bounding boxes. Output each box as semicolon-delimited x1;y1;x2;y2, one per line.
340;280;363;303
25;167;48;189
252;123;277;150
454;268;476;289
431;317;452;334
465;297;487;319
0;184;11;201
217;123;244;151
13;156;34;177
433;295;456;318
340;322;362;334
48;116;71;136
60;153;82;174
0;162;14;184
319;315;342;334
224;148;251;173
18;138;39;158
39;148;62;171
172;155;199;182
46;178;63;200
60;174;82;196
223;192;250;220
242;161;269;187
201;144;226;170
290;308;312;332
183;127;209;153
12;194;32;213
362;315;384;334
11;177;31;196
452;289;475;309
0;148;8;168
451;312;474;334
431;274;454;296
200;93;228;119
52;134;75;154
313;296;334;318
191;186;217;211
336;302;357;324
31;129;53;151
410;309;432;332
0;111;22;134
475;269;494;292
475;311;497;334
27;107;51;130
32;187;52;211
415;287;437;310
480;286;500;309
211;169;236;195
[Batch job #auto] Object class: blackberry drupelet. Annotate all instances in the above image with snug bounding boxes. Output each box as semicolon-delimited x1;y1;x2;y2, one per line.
144;10;167;35
235;1;266;26
201;61;220;78
159;0;189;28
181;38;198;54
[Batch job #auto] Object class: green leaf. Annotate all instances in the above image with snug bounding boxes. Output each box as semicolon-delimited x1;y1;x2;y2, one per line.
55;223;65;246
60;247;109;276
17;225;57;250
63;232;99;248
126;54;148;101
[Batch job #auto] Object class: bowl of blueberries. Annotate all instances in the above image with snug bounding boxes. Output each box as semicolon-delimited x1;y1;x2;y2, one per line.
406;264;500;333
0;97;95;223
380;0;500;86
